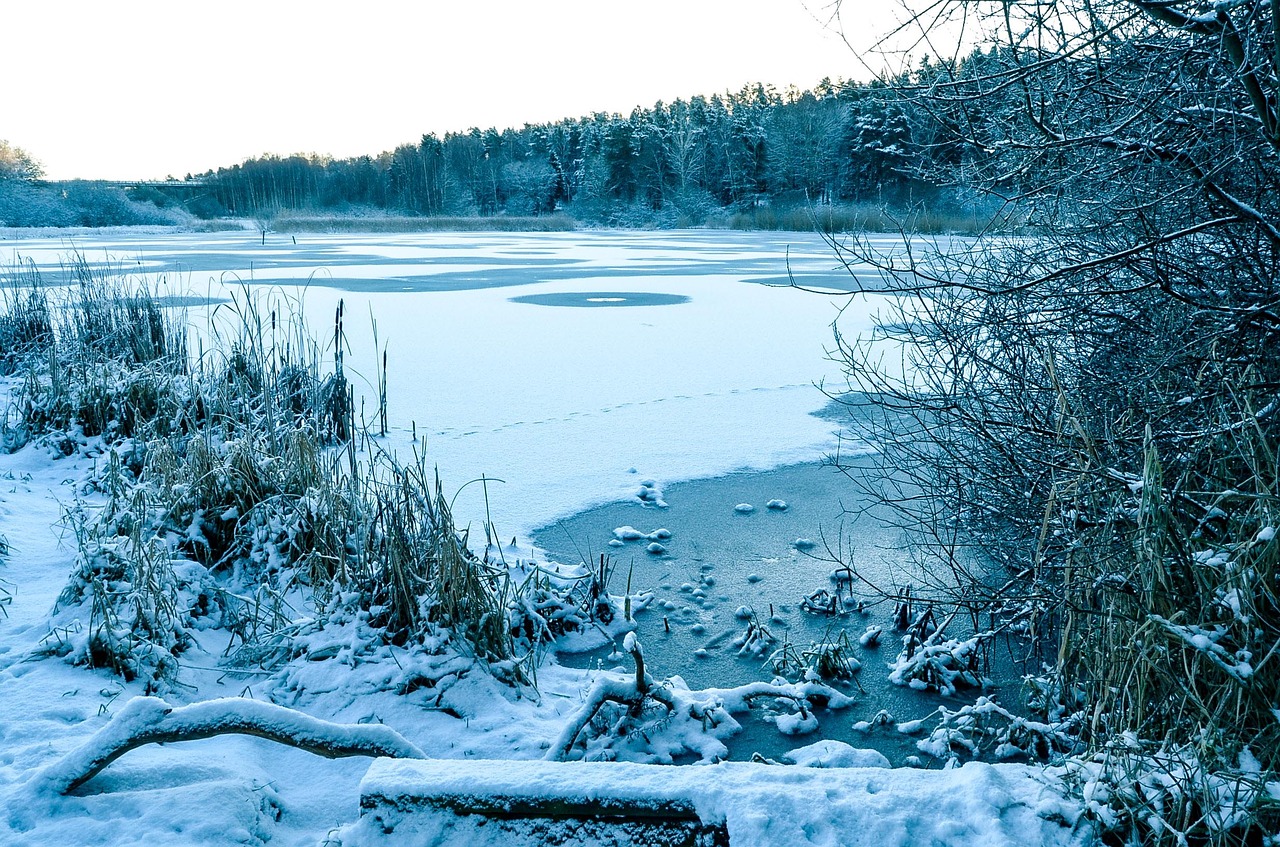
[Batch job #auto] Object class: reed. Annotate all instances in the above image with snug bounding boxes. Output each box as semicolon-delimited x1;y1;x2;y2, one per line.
5;255;515;689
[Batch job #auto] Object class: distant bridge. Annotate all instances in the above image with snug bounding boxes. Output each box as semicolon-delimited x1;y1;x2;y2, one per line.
102;179;209;191
38;179;209;192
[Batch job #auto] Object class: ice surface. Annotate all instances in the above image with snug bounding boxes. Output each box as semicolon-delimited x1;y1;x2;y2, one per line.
2;230;876;540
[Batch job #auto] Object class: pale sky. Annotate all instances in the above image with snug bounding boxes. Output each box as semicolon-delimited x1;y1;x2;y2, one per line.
2;1;913;181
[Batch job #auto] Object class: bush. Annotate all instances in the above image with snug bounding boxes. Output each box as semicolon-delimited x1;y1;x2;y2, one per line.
0;181;78;228
6;258;514;691
62;182;190;227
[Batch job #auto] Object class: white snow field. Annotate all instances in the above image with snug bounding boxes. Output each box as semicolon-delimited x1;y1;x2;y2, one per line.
0;230;1087;846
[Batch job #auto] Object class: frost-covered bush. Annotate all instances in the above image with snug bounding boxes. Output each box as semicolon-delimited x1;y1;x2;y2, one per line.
547;636;854;763
832;8;1280;835
0;180;191;228
887;629;987;697
9;259;517;692
1060;741;1279;846
62;182;190;227
507;556;650;655
0;180;78;227
910;696;1083;764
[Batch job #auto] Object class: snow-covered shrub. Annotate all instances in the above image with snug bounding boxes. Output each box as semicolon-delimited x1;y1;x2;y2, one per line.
507;556;649;655
0;179;78;227
767;630;862;682
888;626;988;697
911;696;1083;764
47;520;192;691
547;636;854;763
61;182;189;228
7;259;521;692
1060;742;1279;846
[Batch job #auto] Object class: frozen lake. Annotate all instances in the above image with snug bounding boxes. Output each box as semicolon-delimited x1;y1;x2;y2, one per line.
2;229;893;539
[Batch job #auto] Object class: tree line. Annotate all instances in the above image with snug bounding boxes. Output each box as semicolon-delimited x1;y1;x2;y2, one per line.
5;63;1009;230
188;75;978;226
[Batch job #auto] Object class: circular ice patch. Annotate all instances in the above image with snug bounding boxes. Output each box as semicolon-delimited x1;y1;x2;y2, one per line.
508;291;691;308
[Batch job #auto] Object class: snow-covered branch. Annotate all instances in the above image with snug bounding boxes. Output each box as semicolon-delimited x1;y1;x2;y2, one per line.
33;696;426;796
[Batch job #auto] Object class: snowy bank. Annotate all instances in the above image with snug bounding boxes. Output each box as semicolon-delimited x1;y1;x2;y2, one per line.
350;757;1085;847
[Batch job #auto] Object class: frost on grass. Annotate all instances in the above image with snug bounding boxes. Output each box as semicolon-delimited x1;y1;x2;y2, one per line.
8;280;518;698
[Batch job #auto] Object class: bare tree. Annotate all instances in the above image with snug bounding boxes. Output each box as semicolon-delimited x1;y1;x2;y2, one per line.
827;0;1279;800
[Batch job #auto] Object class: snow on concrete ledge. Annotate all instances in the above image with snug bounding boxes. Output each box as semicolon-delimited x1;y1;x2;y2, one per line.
352;758;1086;847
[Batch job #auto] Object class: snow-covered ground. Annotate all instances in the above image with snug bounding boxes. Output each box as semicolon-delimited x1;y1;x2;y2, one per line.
0;229;1089;846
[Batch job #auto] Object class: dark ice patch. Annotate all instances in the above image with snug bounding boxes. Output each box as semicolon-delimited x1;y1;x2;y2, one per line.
509;291;691;308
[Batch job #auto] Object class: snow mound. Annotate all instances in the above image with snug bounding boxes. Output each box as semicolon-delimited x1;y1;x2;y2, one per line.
783;740;891;768
773;710;820;735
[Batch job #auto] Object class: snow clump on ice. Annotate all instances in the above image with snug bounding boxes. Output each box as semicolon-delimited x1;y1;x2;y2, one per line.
773;709;820;735
636;479;667;507
733;503;755;514
783;739;890;768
